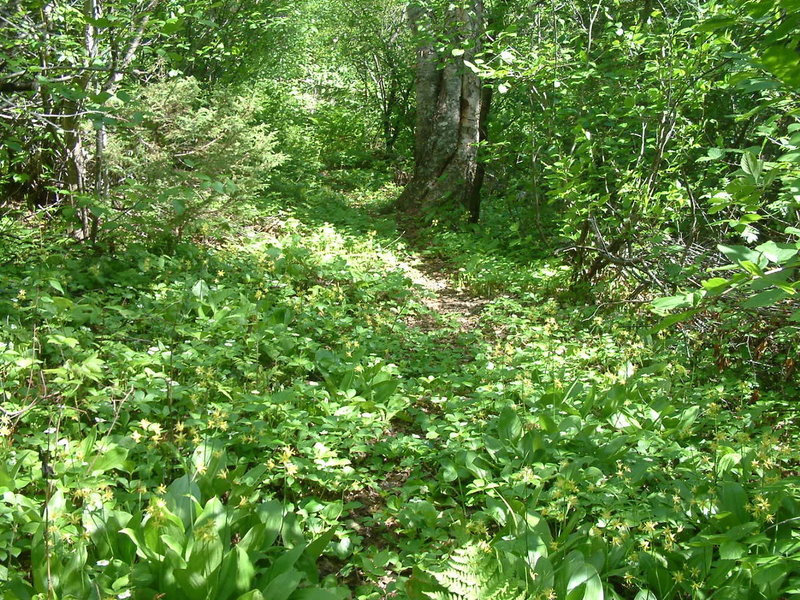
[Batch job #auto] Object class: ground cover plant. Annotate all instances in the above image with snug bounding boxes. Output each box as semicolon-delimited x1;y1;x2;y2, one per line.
2;0;800;598
1;177;799;599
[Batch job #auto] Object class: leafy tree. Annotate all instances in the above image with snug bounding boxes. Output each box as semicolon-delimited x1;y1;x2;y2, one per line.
0;0;159;218
316;0;414;155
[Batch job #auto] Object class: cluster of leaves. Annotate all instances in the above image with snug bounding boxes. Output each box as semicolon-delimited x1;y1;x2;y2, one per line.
2;1;800;596
0;0;353;251
468;0;799;311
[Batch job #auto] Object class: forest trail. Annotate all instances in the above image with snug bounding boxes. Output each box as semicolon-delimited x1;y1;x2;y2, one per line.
397;256;489;333
394;217;490;334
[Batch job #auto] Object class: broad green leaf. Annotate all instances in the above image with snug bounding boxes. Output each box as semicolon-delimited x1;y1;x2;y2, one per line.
741;288;790;308
370;379;398;403
0;465;15;491
701;277;729;295
718;482;750;525
755;241;798;264
460;451;492;480
256;500;285;548
718;244;764;266
161;17;183;34
174;564;209;600
194;496;228;535
778;150;800;162
651;308;701;332
121;527;162;562
172;197;186;216
496;406;522;443
697;15;737;31
740;152;762;180
217;545;255;599
717;451;742;475
761;45;800;88
191;279;210;300
463;60;480;74
192;438;226;479
261;567;303;600
750;268;792;291
720;541;746;560
739;260;764;277
264;542;305;584
306;524;338;560
46;334;79;348
651;293;698;314
90;445;128;474
440;459;459;482
566;562;603;600
166;475;201;529
160;534;186;559
211;181;226;194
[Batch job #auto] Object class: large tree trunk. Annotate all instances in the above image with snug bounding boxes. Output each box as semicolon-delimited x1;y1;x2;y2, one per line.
398;0;487;222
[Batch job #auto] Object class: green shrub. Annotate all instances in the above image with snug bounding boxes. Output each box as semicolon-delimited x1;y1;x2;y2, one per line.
102;77;285;249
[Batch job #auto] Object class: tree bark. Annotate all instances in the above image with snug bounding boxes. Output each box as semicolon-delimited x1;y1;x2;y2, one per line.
398;0;488;221
467;83;492;222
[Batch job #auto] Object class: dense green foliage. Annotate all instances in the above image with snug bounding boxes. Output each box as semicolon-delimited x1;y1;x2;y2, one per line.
1;0;799;598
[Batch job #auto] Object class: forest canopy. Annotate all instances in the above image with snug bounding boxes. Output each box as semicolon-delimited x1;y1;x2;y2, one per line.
1;0;799;599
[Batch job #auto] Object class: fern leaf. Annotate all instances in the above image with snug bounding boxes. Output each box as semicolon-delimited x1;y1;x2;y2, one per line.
425;543;528;600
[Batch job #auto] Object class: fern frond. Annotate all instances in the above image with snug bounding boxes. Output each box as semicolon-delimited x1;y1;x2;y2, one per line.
425;542;527;600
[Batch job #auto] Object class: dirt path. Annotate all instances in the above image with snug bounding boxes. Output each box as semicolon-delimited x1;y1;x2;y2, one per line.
394;217;489;333
398;258;489;332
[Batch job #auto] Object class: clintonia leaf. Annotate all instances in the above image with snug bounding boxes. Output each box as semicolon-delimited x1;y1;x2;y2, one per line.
566;563;604;600
496;406;522;444
89;442;128;474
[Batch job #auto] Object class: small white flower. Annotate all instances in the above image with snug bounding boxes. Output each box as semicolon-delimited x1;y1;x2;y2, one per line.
224;342;233;347
147;346;159;355
96;559;109;567
118;591;132;599
250;390;261;395
57;438;69;447
44;427;56;434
